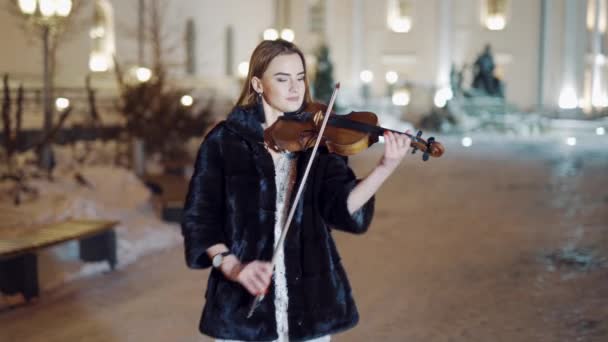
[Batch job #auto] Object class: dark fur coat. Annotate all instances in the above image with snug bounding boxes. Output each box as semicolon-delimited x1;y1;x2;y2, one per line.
181;105;375;341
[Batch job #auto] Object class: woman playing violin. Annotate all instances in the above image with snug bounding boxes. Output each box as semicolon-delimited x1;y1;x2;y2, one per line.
182;39;411;342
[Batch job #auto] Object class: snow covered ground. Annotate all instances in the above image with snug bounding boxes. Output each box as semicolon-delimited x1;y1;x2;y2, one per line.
0;124;606;341
1;113;605;302
0;159;183;294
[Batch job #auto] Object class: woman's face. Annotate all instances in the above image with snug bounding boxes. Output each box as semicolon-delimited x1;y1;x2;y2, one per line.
255;53;306;113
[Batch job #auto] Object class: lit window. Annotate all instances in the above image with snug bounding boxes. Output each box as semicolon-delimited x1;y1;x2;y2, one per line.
387;0;413;33
481;0;509;31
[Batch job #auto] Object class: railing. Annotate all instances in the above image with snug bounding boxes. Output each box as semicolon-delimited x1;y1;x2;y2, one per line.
2;85;124;130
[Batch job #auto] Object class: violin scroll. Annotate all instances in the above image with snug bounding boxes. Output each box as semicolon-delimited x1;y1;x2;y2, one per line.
408;131;444;161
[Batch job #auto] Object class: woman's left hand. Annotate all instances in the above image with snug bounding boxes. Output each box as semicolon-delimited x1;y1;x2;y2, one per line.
378;130;411;173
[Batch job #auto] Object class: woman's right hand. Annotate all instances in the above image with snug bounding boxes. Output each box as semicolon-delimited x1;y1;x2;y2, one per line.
222;257;273;296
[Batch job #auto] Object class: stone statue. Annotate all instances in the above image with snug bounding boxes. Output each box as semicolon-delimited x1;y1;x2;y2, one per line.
471;44;504;97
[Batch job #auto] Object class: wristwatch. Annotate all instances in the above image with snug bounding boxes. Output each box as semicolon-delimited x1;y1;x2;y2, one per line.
212;251;231;269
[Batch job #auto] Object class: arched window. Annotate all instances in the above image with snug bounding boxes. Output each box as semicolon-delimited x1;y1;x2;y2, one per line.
387;0;413;33
480;0;510;31
89;0;116;72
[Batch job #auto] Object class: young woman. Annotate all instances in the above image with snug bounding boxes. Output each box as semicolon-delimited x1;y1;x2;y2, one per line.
182;39;411;342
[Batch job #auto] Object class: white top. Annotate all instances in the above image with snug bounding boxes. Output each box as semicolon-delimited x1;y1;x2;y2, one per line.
272;151;297;341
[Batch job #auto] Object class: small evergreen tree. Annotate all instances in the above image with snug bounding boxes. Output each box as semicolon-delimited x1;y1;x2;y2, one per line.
313;44;335;104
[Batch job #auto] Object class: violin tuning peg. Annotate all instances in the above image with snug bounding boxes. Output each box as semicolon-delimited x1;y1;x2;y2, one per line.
416;130;423;139
411;146;418;154
422;152;429;161
425;137;435;157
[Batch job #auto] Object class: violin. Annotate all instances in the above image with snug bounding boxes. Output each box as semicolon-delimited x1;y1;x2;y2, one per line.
249;85;442;319
263;102;445;161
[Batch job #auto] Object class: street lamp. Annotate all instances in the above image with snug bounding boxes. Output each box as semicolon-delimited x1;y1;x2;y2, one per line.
17;0;73;170
134;67;152;83
392;89;410;106
280;28;295;42
385;70;398;97
180;95;193;107
55;97;70;110
263;28;279;40
263;28;295;42
237;61;249;79
434;87;453;108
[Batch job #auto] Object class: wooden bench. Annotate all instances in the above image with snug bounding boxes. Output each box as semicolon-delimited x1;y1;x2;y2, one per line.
0;219;118;302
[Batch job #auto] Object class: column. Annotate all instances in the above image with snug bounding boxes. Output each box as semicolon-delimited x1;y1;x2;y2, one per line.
436;0;452;88
589;0;603;109
351;0;363;86
537;0;549;109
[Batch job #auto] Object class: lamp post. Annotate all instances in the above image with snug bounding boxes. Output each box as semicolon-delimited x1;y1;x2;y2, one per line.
360;70;373;105
17;0;73;170
385;71;398;97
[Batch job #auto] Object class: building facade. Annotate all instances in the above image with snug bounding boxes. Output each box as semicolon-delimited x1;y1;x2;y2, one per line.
0;0;602;116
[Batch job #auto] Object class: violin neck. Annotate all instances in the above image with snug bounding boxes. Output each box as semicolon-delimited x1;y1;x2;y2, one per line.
328;116;412;138
281;113;414;139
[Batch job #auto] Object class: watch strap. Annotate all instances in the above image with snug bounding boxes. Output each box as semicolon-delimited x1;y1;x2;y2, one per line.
212;251;231;268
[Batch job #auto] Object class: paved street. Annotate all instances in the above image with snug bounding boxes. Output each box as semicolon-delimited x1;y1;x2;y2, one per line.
1;134;607;342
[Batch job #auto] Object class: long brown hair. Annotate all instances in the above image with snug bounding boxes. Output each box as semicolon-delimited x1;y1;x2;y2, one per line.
235;39;313;109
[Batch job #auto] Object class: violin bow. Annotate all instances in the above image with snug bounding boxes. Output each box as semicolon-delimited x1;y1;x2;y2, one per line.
247;83;341;318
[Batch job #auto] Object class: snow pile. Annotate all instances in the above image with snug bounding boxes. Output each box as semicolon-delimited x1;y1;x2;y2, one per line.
0;163;183;292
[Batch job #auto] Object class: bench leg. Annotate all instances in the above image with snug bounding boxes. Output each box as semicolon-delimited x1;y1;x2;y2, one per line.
162;205;183;223
79;229;117;270
0;253;39;301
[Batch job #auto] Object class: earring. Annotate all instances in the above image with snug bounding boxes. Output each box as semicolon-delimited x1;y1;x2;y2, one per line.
255;92;265;123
